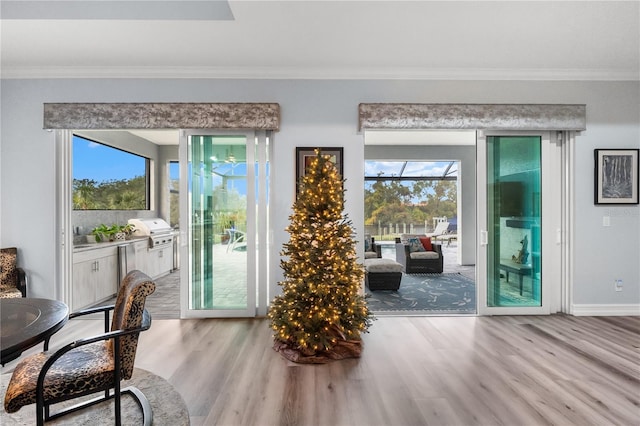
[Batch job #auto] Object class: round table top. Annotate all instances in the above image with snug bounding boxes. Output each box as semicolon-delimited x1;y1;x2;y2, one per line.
1;298;69;365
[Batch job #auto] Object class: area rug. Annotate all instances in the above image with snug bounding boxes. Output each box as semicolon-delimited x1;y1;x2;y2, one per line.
365;272;476;315
0;368;190;425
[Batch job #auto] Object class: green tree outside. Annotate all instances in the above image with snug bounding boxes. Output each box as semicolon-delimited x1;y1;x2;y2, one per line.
365;179;457;237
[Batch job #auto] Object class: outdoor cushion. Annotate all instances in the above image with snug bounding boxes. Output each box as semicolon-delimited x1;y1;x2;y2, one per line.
364;236;371;251
364;251;379;259
364;259;403;273
399;234;423;244
407;238;425;253
409;251;440;260
419;236;433;251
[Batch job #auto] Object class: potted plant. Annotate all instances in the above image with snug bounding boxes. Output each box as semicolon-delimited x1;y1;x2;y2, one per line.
91;224;111;242
112;223;136;240
90;223;136;242
121;223;136;239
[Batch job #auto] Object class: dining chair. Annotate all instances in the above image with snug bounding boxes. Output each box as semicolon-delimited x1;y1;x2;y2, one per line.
3;270;156;426
0;247;27;298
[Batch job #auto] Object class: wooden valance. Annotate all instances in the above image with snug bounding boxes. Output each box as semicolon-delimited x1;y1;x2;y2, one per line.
44;103;280;130
359;103;586;131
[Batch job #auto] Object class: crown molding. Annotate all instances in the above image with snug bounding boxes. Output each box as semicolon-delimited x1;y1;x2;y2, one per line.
2;66;638;81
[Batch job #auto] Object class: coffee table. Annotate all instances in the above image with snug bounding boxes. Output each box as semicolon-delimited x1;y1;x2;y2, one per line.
1;298;69;366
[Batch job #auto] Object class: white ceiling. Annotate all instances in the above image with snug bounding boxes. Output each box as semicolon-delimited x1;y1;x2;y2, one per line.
1;0;638;80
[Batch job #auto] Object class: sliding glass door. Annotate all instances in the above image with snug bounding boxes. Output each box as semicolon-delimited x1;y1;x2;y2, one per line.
478;132;561;315
179;131;270;318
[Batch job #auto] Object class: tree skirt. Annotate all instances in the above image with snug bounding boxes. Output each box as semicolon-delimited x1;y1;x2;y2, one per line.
0;368;189;425
273;339;363;364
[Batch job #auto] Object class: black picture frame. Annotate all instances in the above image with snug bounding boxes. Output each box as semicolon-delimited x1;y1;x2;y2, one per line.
594;149;639;205
295;147;343;193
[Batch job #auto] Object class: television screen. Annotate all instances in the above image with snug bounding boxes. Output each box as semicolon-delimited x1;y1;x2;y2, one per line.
499;181;524;217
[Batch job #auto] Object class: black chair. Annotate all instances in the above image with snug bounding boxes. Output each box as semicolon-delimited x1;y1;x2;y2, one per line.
364;235;382;259
4;270;156;426
395;236;444;274
1;247;27;298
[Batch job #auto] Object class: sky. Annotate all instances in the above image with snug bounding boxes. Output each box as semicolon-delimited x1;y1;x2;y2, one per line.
73;135;146;182
364;161;458;178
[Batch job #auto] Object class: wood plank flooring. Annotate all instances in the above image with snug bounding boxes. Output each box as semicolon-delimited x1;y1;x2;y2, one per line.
2;314;638;426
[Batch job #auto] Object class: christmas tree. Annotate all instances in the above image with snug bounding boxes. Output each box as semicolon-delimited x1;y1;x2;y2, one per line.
268;149;373;363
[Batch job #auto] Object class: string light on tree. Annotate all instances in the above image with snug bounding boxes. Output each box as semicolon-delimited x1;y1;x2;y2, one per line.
268;149;374;363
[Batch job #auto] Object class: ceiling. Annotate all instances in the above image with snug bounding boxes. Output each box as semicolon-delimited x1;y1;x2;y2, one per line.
1;1;638;80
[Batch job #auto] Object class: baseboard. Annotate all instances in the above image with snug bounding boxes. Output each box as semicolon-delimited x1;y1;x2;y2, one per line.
571;304;640;316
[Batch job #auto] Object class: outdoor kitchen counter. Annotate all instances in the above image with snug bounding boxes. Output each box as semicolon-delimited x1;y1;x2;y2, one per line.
73;236;148;253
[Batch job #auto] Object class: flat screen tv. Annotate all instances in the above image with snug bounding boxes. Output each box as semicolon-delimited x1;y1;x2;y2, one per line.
499;181;524;217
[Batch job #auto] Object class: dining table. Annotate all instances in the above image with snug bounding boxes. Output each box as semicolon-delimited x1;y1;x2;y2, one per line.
1;298;69;366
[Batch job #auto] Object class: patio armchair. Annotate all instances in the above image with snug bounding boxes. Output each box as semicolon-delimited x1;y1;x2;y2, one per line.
364;234;382;259
395;235;444;274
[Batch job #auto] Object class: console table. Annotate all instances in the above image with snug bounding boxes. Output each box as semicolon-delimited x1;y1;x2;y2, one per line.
499;260;532;295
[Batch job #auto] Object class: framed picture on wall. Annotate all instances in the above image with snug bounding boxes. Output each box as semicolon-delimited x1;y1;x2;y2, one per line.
296;147;343;192
594;149;639;204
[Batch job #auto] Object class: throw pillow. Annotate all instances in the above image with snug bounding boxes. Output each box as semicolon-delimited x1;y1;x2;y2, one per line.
407;237;426;253
419;236;433;251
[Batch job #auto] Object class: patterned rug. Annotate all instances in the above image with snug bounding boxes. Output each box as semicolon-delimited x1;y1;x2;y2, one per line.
0;368;189;425
365;272;476;315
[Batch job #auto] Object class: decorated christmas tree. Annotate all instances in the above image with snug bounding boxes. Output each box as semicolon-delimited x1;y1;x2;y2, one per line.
268;150;373;363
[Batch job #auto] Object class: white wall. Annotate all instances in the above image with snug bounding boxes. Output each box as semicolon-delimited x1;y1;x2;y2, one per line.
1;79;638;311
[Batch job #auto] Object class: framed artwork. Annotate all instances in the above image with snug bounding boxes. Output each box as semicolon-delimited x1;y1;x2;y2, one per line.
296;147;343;190
594;149;639;205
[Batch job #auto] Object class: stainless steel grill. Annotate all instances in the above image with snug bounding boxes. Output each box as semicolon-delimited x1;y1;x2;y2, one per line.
128;218;174;249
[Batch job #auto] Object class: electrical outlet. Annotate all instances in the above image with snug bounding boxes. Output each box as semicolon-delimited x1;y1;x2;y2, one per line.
615;279;623;292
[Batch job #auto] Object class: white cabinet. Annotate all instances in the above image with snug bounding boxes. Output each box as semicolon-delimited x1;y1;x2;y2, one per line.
130;240;172;279
132;240;149;276
147;247;173;279
72;246;118;311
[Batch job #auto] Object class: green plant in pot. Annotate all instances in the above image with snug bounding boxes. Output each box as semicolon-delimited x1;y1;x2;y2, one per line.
91;223;136;242
91;224;111;242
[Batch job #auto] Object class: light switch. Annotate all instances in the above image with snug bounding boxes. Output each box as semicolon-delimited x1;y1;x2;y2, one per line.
603;216;610;227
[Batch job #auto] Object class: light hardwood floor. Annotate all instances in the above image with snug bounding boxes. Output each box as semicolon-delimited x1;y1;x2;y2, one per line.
2;314;638;426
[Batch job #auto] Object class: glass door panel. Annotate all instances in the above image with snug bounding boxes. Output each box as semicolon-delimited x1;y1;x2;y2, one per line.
186;134;251;315
478;131;554;316
486;136;542;307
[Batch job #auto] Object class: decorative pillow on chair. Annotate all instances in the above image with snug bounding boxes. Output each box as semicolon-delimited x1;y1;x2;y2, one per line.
419;237;433;251
364;234;372;252
407;237;426;252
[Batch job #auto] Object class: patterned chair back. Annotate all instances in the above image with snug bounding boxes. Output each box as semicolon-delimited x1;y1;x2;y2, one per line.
107;270;156;379
1;247;22;298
